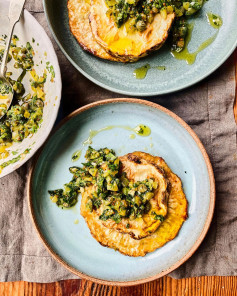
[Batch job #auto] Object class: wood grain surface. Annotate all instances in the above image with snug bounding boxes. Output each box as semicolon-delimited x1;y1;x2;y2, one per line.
0;51;236;296
0;277;237;296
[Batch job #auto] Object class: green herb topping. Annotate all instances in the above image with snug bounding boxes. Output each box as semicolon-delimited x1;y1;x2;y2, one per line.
49;147;161;224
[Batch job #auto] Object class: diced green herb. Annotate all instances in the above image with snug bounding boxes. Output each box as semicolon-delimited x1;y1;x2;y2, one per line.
48;147;160;225
0;37;47;170
152;212;165;222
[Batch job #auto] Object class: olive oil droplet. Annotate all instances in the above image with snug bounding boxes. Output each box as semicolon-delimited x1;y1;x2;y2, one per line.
134;125;151;136
155;66;166;71
133;64;150;79
206;13;223;29
72;150;82;162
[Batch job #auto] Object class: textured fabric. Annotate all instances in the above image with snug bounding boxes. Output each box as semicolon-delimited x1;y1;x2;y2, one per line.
0;0;236;283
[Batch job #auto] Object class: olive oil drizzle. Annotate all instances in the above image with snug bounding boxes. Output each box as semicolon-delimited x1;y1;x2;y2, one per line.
133;64;150;79
171;22;219;65
71;124;151;161
133;64;166;79
133;12;223;78
171;13;222;65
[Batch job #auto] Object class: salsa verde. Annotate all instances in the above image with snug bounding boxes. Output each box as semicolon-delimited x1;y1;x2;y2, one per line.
0;35;47;162
49;147;159;224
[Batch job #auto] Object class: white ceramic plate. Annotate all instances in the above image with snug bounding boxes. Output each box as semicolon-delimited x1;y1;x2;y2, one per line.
0;1;61;178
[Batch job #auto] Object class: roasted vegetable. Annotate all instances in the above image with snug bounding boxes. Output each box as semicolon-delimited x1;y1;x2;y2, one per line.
89;0;175;61
81;151;188;256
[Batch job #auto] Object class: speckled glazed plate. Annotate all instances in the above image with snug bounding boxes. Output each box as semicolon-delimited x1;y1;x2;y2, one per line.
43;0;237;96
0;0;61;178
28;99;215;285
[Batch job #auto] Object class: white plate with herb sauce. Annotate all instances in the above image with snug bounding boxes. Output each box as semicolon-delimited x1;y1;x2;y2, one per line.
44;0;237;96
0;0;61;178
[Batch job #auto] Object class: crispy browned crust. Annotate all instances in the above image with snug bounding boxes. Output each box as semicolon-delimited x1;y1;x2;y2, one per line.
89;0;175;62
105;42;164;63
81;152;188;257
67;0;119;61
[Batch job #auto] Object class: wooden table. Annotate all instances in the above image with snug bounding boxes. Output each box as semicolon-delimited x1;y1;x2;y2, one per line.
0;52;236;296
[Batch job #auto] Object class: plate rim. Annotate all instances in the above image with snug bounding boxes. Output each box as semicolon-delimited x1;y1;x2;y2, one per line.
27;98;215;286
43;0;237;96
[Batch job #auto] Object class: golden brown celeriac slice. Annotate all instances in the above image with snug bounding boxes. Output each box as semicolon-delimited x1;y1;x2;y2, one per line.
89;0;175;62
81;152;188;256
68;0;120;61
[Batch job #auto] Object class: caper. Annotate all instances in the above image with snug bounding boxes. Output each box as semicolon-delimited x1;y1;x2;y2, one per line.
136;20;146;32
23;62;32;70
147;14;154;24
35;99;44;108
14;62;20;69
178;26;187;37
12;81;24;94
21;48;27;54
177;39;185;48
140;13;147;20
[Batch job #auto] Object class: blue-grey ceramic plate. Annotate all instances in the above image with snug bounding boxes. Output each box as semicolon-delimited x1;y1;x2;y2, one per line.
43;0;237;96
28;99;215;285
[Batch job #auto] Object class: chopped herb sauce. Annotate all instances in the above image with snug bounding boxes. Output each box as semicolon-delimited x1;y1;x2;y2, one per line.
49;147;160;224
0;148;30;171
0;36;48;168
